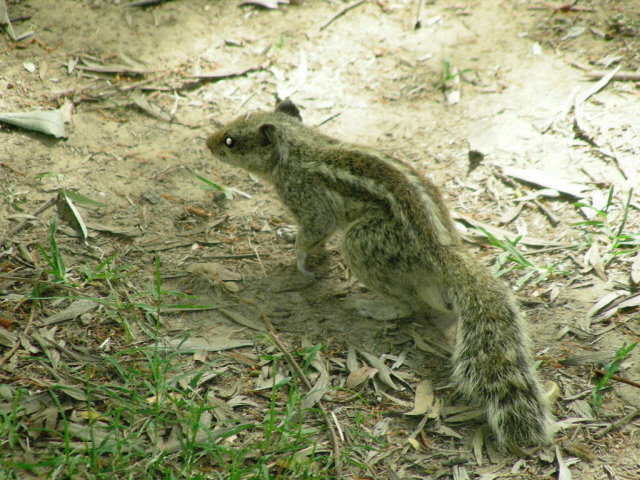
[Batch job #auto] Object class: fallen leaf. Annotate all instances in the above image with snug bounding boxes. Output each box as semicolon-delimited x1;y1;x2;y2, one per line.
503;166;589;198
631;252;640;285
405;379;435;416
0;105;68;138
130;88;172;122
556;445;573;480
78;59;148;76
42;299;99;325
583;240;606;280
345;365;378;389
356;349;397;390
165;336;253;352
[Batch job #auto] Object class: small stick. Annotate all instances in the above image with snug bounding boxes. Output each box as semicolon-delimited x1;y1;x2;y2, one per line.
320;0;367;31
593;408;640;439
0;194;59;249
494;169;560;226
414;0;426;28
585;71;640;82
594;369;640;389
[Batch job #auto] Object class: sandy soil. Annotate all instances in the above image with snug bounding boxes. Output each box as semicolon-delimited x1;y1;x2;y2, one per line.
1;0;639;478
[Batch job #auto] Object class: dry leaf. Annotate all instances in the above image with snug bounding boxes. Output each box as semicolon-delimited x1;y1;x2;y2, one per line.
503;166;589;198
78;59;148;76
409;330;450;358
130;88;172;122
406;437;420;450
165;336;253;352
583;240;606;280
631;252;640;285
219;308;266;332
42;299;99;325
556;445;573;480
405;379;435;416
0;326;18;347
356;349;397;390
345;365;378;389
0;105;68;138
597;292;640;320
193;350;207;363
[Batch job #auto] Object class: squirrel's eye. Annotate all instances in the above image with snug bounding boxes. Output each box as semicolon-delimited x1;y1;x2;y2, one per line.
224;136;235;148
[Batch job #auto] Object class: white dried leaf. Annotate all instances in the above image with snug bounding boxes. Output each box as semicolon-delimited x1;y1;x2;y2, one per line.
503;167;588;198
0;105;67;138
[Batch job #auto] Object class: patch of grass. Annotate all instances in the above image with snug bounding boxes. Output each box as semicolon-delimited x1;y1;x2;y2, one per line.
1;249;339;479
193;173;234;200
0;184;28;212
440;58;471;90
572;187;640;267
591;341;637;413
479;228;567;289
37;216;67;284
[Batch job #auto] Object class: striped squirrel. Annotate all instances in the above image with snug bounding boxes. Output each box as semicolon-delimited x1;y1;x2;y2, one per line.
206;99;554;449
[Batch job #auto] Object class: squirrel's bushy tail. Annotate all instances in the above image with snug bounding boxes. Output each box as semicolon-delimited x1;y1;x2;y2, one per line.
438;249;553;448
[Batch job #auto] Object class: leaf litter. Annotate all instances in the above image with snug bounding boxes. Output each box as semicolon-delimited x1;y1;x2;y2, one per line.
1;1;640;479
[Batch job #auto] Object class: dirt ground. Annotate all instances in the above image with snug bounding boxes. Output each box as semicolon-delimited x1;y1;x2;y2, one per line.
1;0;640;478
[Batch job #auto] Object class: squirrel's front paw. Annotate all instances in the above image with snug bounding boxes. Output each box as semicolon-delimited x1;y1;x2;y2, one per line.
276;225;298;244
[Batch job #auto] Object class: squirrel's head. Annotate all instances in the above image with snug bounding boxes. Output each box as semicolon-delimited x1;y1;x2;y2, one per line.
206;99;302;178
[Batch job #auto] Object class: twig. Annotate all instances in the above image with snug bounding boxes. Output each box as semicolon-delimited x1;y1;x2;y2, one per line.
594;369;640;389
414;0;426;28
494;169;560;226
0;194;59;249
584;71;640;82
593;408;640;439
573;66;621;147
320;0;367;31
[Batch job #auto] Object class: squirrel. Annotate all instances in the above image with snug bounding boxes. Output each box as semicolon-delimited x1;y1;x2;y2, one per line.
206;99;554;450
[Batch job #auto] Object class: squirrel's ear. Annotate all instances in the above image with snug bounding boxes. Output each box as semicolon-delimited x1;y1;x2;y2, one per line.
259;123;277;146
275;98;302;121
